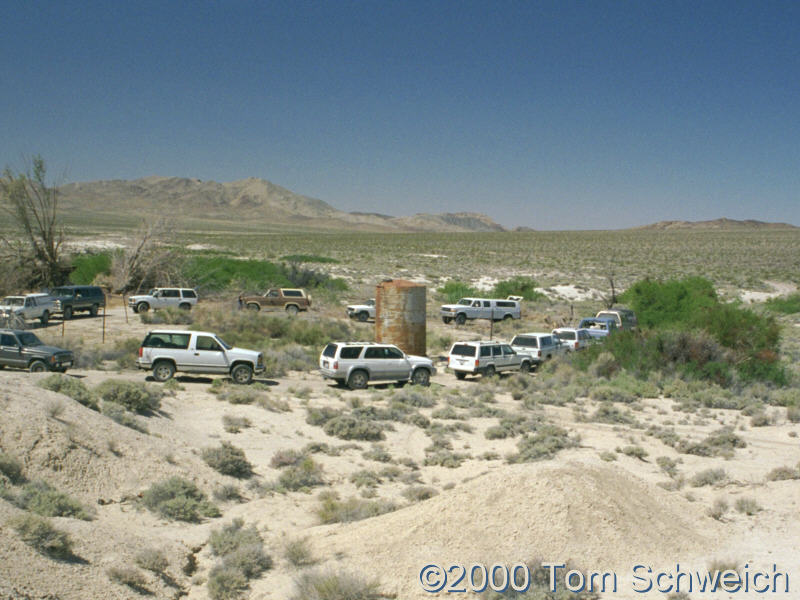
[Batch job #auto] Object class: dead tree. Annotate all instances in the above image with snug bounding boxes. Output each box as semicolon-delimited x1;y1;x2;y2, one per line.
110;218;180;293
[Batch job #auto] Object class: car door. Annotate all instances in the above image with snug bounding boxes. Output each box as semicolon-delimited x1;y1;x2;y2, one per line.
383;346;411;379
192;335;229;373
501;344;518;370
363;346;387;379
0;333;25;367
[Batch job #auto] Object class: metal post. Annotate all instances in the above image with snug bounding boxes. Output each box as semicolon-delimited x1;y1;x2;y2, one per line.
123;294;128;324
102;294;107;344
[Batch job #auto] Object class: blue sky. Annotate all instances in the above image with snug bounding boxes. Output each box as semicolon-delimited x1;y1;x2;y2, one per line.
1;1;798;229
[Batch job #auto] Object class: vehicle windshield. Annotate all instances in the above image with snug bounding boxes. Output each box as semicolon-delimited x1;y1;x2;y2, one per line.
2;297;24;306
511;336;538;348
148;289;157;296
457;299;472;306
17;332;44;346
216;336;232;350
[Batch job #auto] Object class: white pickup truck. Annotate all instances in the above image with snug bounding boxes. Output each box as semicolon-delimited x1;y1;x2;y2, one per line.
136;329;265;384
346;299;376;322
440;296;521;325
0;294;56;325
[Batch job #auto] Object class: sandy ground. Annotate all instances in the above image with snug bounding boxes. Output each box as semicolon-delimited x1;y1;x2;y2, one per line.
1;301;799;599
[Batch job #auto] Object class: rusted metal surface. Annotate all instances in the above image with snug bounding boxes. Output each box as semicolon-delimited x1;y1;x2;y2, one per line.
375;279;427;356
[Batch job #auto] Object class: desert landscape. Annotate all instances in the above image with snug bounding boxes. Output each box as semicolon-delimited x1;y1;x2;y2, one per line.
1;201;799;600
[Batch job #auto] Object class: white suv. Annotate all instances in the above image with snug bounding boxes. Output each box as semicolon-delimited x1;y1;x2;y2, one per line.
510;332;567;366
129;288;198;313
440;297;521;325
137;329;264;384
447;341;532;379
319;342;436;389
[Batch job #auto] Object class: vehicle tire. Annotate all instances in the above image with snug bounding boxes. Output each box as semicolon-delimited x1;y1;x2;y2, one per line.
334;378;347;388
455;372;466;380
179;302;191;311
40;311;49;326
482;364;496;378
357;311;369;322
246;303;261;311
230;363;253;385
519;361;531;374
286;304;299;316
410;368;431;386
63;306;73;320
503;313;512;321
152;360;175;382
136;302;150;313
455;313;467;325
347;370;369;390
89;304;99;317
29;360;48;373
442;316;452;324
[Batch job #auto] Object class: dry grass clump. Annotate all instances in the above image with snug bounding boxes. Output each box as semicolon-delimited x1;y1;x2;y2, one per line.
271;448;307;468
141;477;220;522
708;498;729;521
618;445;648;460
10;514;74;559
202;442;254;479
390;388;437;408
766;465;800;481
290;570;383;600
690;468;727;487
222;415;251;433
207;518;272;600
479;558;600;599
38;374;98;410
316;491;397;524
734;497;761;515
402;486;438;502
656;456;681;477
107;566;149;592
213;484;244;503
134;548;169;575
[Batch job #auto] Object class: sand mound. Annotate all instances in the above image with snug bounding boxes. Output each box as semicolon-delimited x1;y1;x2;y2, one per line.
304;460;721;599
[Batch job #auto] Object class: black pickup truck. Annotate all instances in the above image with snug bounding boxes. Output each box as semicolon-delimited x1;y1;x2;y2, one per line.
50;285;106;320
0;329;74;372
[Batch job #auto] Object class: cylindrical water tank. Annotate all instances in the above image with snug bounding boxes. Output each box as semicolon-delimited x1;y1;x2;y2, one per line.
375;279;427;356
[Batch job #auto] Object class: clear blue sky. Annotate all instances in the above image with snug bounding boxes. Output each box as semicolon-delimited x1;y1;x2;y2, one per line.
2;0;798;229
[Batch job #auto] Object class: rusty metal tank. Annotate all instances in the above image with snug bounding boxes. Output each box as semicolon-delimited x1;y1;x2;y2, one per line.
375;279;427;356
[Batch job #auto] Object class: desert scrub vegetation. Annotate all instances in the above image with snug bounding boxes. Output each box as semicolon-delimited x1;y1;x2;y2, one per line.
13;480;92;520
207;518;272;600
277;457;325;492
0;452;25;484
9;514;75;559
222;415;251;433
107;566;149;592
202;442;254;479
139;305;194;325
95;379;163;412
766;465;800;481
141;477;220;522
734;497;761;515
508;425;580;463
690;468;727;487
134;548;170;575
284;537;315;567
765;293;800;314
676;427;746;457
306;405;391;441
100;401;148;433
478;559;600;599
38;374;98;410
316;491;397;524
290;570;384;600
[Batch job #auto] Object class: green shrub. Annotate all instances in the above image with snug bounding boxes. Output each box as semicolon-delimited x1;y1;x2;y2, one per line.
509;425;579;462
765;293;800;314
207;518;272;600
38;375;98;410
141;477;219;522
316;492;397;524
437;280;479;303
322;415;385;441
101;402;148;433
492;276;545;301
213;484;244;503
285;537;315;567
270;449;307;469
281;254;339;264
0;452;24;484
95;379;162;412
69;252;111;285
10;514;74;558
208;565;249;600
208;518;263;557
139;306;194;325
203;442;254;479
619;445;648;460
677;428;745;457
278;457;325;491
290;571;383;600
16;480;91;520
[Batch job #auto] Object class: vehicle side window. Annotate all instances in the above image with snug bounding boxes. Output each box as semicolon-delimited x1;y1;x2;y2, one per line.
144;333;190;349
492;346;502;356
502;345;514;355
322;343;337;358
340;346;362;359
284;290;302;297
163;289;180;298
25;298;33;307
542;336;552;346
182;290;197;298
267;290;279;297
483;301;491;307
385;347;404;359
364;347;385;359
1;333;17;346
480;346;492;357
472;301;481;307
196;336;222;351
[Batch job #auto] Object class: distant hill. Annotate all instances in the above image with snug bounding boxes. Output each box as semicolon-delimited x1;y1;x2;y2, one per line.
57;176;507;233
636;218;798;231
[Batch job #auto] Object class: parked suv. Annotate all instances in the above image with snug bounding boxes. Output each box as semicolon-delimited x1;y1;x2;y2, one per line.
0;329;73;373
510;333;567;365
447;340;532;379
440;297;521;324
551;328;594;351
0;293;56;325
578;317;618;339
129;288;198;313
240;289;311;315
596;308;637;330
50;285;105;320
346;299;376;322
136;329;264;384
319;342;436;389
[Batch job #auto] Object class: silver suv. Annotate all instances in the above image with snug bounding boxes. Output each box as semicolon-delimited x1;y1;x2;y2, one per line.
319;342;436;389
129;288;198;313
447;340;532;379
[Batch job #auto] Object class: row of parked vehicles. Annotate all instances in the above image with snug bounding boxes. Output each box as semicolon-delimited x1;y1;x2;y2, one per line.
0;286;107;325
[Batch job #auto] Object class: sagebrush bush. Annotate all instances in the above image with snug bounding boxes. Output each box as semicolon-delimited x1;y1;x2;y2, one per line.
222;415;251;433
322;415;385;441
509;425;579;462
141;477;219;522
677;428;745;457
16;480;91;520
690;468;727;487
38;374;98;410
290;571;383;600
107;566;148;590
207;518;272;600
316;491;397;524
95;379;162;412
734;497;761;515
10;514;74;558
402;486;438;502
285;537;315;567
202;442;254;479
0;452;24;484
766;466;800;481
101;402;148;433
278;457;325;491
134;548;169;574
209;518;263;557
